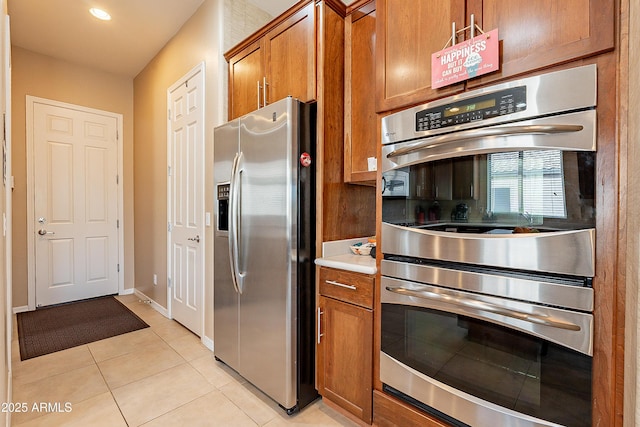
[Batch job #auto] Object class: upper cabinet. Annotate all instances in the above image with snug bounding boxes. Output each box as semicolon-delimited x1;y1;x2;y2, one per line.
375;0;466;113
375;0;614;112
226;0;376;241
227;39;264;120
465;0;614;87
344;1;377;184
226;2;316;120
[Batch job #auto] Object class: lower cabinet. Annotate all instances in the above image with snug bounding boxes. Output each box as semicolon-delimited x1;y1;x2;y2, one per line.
317;267;374;423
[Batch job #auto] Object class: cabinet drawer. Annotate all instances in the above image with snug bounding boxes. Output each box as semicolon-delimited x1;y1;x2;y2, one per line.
319;267;374;309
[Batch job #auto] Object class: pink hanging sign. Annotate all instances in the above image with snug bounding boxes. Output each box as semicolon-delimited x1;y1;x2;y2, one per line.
431;28;499;89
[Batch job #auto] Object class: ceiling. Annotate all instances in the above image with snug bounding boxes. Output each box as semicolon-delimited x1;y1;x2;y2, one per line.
8;0;207;77
8;0;355;78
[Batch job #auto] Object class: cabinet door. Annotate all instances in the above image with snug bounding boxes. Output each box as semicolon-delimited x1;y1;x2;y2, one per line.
345;3;377;183
411;161;453;201
452;156;476;200
318;296;373;423
376;0;466;112
466;0;614;87
265;2;316;105
433;161;453;201
228;40;264;120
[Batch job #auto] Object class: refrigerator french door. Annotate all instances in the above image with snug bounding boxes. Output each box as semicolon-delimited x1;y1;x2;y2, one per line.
213;97;317;414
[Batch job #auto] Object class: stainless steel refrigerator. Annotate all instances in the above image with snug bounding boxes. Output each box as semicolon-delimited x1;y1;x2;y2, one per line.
213;97;317;414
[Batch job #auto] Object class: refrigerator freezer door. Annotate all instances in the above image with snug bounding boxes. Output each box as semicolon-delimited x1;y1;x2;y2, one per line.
238;97;298;409
213;119;240;371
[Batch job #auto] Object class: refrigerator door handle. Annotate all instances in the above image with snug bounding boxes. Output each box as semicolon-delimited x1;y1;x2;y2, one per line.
236;157;246;293
229;152;244;294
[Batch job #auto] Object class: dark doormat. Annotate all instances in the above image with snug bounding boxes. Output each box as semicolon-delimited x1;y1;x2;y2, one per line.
17;295;149;361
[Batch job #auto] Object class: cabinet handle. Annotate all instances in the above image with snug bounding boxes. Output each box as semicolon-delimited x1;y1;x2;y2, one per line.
451;21;456;47
262;77;269;106
317;307;324;344
470;14;476;38
325;280;356;291
257;80;261;109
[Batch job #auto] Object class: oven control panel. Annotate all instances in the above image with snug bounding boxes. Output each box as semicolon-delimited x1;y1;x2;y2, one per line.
416;86;527;132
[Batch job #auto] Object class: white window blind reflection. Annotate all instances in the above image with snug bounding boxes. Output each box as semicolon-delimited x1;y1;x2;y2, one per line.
488;150;567;218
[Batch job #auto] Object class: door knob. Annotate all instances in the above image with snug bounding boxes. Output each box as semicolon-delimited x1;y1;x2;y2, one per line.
37;229;55;236
187;235;200;243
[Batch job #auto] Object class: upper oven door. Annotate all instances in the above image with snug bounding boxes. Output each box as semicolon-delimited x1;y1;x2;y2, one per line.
380;108;597;277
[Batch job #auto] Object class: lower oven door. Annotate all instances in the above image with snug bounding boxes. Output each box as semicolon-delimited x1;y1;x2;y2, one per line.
380;277;593;427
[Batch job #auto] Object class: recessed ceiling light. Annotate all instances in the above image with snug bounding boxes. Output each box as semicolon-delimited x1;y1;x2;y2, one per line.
89;7;111;21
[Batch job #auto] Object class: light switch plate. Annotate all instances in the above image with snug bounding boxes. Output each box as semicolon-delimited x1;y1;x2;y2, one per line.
367;157;377;171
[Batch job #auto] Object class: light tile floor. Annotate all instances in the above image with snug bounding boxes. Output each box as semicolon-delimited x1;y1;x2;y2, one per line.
11;295;358;427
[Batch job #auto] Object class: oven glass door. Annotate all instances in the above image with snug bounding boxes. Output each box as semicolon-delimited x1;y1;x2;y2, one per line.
381;302;592;427
382;150;595;233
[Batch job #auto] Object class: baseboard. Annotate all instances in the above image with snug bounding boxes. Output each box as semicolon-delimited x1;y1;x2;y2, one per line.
202;335;214;351
133;289;170;318
12;306;29;314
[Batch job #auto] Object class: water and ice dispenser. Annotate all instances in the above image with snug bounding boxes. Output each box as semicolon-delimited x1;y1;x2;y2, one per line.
217;183;229;232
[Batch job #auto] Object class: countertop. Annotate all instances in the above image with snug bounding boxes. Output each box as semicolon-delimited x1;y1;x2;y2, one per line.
314;237;377;275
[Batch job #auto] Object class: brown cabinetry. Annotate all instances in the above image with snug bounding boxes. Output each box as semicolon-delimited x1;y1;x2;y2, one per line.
226;0;376;244
226;2;315;119
466;0;614;87
411;161;452;201
376;0;614;112
317;267;373;423
227;40;264;120
344;1;376;183
452;156;476;200
375;0;466;112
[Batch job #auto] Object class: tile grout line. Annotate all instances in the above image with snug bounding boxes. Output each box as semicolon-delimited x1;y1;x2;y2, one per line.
88;343;131;427
92;301;208;426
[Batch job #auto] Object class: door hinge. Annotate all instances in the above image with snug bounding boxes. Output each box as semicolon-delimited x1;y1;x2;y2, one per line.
116;129;119;140
168;165;172;176
168;222;172;232
168;277;172;288
116;174;119;185
116;219;120;229
117;263;120;272
168;109;172;120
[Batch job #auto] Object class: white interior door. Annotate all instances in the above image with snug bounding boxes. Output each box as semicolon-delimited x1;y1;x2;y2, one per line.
168;64;204;336
33;101;119;307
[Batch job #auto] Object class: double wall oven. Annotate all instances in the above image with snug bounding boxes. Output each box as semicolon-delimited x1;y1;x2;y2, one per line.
380;65;597;427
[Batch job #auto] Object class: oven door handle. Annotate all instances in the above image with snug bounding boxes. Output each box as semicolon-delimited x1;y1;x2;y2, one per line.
386;124;584;158
386;286;581;331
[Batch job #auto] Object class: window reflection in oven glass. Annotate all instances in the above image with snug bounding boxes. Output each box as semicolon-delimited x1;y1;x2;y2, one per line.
488;150;567;218
381;150;595;231
382;303;592;427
